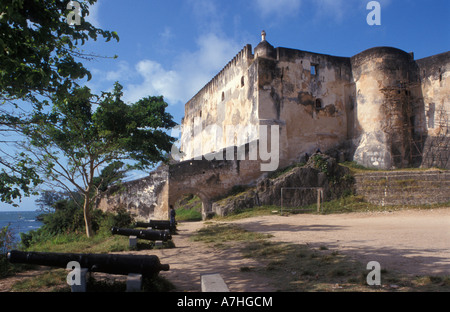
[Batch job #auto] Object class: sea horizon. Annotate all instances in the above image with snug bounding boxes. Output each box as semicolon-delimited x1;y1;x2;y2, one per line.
0;211;44;245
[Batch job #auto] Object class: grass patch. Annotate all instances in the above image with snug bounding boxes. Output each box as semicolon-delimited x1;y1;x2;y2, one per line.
175;194;203;221
268;195;450;217
10;268;175;292
23;231;177;254
85;275;175;292
214;205;278;221
176;208;202;222
11;269;70;292
191;223;272;247
267;162;305;180
23;232;131;254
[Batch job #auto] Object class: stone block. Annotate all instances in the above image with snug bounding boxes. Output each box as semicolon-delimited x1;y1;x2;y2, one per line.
71;268;89;292
126;273;142;292
201;273;229;292
129;235;137;248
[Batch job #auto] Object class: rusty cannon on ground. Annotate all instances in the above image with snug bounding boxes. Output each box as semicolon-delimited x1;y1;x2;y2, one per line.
135;219;176;232
7;250;170;277
111;226;172;242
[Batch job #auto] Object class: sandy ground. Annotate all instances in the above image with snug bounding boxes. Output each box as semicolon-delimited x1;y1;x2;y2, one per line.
153;208;450;291
233;208;450;276
1;208;449;292
145;220;276;292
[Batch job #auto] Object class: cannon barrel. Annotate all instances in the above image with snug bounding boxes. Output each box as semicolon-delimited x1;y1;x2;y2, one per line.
7;250;169;276
111;227;172;241
135;219;174;230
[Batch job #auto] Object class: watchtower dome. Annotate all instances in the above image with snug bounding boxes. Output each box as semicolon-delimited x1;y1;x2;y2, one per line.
254;30;276;59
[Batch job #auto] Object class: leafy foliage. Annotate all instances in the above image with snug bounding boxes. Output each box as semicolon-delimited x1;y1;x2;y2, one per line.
0;225;15;254
0;157;42;206
20;200;134;249
0;0;119;102
35;189;69;213
0;225;16;278
0;0;119;206
19;83;176;236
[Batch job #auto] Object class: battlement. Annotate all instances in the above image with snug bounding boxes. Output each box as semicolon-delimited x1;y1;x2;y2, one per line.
185;44;253;113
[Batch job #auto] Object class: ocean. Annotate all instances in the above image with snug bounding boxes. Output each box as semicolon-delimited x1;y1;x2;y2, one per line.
0;211;44;245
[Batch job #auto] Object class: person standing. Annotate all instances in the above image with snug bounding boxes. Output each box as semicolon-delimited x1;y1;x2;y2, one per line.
169;205;176;231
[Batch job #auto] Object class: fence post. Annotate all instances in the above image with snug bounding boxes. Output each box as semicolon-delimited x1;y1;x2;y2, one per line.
317;188;320;213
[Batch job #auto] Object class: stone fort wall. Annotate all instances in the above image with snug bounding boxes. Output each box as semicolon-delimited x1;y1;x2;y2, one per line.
98;35;449;220
179;38;449;170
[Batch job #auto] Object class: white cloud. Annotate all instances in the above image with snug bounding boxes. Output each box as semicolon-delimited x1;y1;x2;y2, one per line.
126;60;181;104
123;33;241;105
254;0;302;18
105;61;133;81
89;1;243;106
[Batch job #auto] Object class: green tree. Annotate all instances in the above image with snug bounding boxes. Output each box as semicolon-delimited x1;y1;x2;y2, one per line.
20;83;176;237
35;189;69;213
0;0;119;206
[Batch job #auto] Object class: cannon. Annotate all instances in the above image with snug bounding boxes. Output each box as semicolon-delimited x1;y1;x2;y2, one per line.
111;227;172;242
7;250;170;277
135;219;175;231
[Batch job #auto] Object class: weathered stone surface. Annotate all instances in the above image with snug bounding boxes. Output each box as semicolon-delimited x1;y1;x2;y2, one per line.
97;166;169;221
179;40;449;171
99;36;449;220
354;170;450;206
212;153;354;216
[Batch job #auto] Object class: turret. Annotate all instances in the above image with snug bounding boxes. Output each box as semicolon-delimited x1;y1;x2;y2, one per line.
254;30;276;59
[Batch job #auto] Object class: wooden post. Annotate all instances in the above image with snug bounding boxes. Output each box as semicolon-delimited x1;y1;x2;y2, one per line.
317;188;321;213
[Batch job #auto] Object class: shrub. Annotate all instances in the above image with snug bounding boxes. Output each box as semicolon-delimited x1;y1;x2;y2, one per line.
97;206;134;234
20;201;134;248
0;225;16;278
42;199;85;235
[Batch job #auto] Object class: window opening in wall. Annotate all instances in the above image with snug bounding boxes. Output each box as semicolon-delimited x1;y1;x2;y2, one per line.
310;64;318;76
221;92;225;101
241;76;245;87
315;99;322;110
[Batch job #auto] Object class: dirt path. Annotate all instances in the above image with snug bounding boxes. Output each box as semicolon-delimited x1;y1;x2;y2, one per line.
1;208;448;292
143;221;276;292
148;208;450;291
232;208;450;276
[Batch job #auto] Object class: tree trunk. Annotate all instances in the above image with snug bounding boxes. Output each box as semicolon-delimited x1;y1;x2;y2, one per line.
83;194;93;238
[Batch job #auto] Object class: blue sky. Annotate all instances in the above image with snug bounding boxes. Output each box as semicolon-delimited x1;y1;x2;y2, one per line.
2;0;449;211
82;0;449;120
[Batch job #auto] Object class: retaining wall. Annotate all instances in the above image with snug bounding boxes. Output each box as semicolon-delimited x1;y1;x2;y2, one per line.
354;170;450;206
